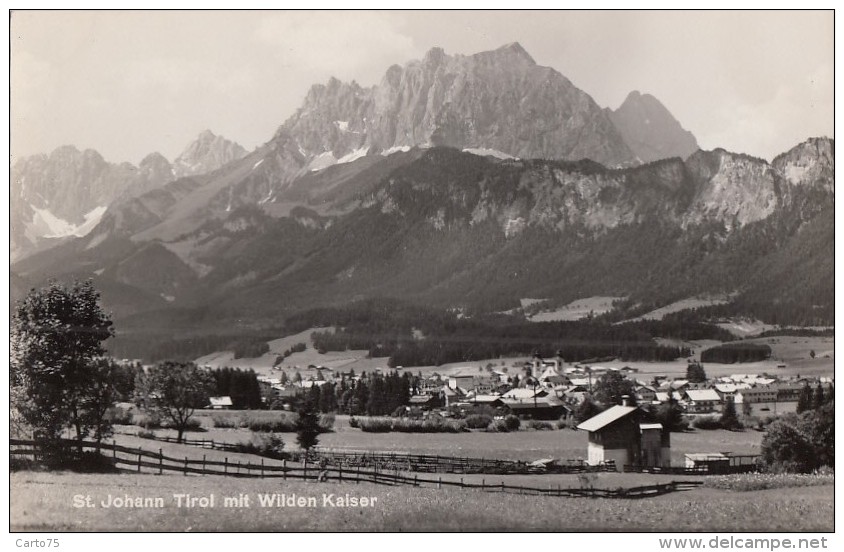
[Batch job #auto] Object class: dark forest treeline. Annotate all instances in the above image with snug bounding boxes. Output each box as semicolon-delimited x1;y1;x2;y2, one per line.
295;298;711;367
210;367;262;409
296;371;415;416
109;331;281;363
700;343;772;364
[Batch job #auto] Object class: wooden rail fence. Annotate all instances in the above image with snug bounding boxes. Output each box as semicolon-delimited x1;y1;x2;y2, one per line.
131;434;618;474
10;439;701;499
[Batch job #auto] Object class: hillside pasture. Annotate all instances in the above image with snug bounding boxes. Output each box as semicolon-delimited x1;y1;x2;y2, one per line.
10;471;833;531
527;296;623;322
626;294;732;322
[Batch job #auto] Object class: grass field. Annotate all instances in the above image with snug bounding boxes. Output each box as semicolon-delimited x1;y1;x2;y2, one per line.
527;296;623;322
117;416;763;466
10;471;833;531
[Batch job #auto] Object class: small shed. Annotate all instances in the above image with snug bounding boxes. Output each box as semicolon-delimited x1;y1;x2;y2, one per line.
684;452;729;471
577;405;670;468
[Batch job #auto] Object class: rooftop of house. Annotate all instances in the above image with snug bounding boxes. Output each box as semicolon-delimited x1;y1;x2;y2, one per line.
576;405;638;433
685;389;722;402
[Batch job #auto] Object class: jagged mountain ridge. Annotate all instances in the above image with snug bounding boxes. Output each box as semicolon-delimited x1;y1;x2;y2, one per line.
609;91;699;163
14;43;700;251
275;43;637;169
10;130;247;261
12;138;834;341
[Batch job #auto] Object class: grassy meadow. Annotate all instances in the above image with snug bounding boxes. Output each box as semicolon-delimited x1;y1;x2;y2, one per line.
10;471;833;532
118;413;764;464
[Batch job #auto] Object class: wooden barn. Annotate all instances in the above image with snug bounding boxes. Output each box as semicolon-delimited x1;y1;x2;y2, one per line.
577;403;670;468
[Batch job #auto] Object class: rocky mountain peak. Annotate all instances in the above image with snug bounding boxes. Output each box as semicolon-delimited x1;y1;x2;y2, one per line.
273;42;636;169
488;41;536;64
609;90;699;163
172;130;248;178
772;136;834;193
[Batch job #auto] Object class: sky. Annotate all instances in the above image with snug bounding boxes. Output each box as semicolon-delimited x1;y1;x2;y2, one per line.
10;10;834;166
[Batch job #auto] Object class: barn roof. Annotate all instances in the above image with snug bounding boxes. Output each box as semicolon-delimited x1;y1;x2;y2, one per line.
209;396;233;407
576;405;637;432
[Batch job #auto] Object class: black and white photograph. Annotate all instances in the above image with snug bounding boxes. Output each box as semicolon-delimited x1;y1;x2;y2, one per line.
7;9;835;536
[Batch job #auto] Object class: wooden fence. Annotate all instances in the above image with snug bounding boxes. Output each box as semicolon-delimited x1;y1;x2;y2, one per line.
133;434;617;474
10;439;701;499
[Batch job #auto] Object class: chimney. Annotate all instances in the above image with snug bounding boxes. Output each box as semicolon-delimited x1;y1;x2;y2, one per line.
621;395;631;407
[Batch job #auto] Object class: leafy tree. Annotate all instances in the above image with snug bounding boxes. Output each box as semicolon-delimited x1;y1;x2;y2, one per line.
719;396;742;431
148;362;215;443
592;371;636;407
796;383;813;413
82;359;122;444
685;362;707;383
650;397;688;432
762;404;834;472
573;397;605;424
295;398;321;452
10;280;114;456
812;384;826;410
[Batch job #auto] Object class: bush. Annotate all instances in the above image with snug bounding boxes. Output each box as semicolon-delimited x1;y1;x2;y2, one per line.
137;430;156;440
133;412;161;429
504;415;520;431
160;417;205;432
183;418;204;432
319;413;336;432
105;405;134;425
238;412;301;432
525;420;555;430
354;416;466;433
704;472;834;492
491;419;510;432
348;416;359;428
761;404;834;473
464;414;493;429
231;433;287;459
692;415;723;430
211;414;241;429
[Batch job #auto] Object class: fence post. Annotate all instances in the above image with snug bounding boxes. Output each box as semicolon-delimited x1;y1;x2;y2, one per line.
357;464;361;484
224;457;228;475
137;447;142;473
159;449;163;475
414;474;418;487
437;476;441;489
211;439;214;450
374;463;377;484
112;440;117;465
237;460;240;475
202;455;206;474
184;456;188;475
303;457;307;481
261;458;264;479
460;477;464;488
501;481;504;493
482;479;485;491
339;465;342;483
283;459;287;481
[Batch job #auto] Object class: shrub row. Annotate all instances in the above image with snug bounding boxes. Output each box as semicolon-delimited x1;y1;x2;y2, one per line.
350;416;466;433
703;471;834;491
210;412;334;433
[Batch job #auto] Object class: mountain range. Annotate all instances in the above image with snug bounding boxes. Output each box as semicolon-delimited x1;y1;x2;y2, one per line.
9;43;834;359
11;130;247;261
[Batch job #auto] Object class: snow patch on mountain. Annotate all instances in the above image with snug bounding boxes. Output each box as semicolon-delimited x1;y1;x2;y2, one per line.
462;148;516;160
308;152;338;172
30;205;107;239
381;145;411;156
337;147;369;164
